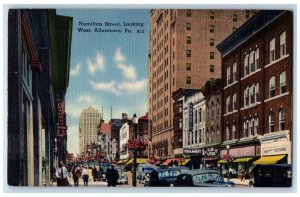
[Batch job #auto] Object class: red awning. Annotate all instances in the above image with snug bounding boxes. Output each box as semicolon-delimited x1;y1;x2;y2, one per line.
161;158;184;166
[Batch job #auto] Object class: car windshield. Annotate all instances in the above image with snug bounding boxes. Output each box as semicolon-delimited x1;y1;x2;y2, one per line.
192;173;224;185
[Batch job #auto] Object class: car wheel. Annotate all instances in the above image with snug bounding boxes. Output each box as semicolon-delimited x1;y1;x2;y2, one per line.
249;182;254;187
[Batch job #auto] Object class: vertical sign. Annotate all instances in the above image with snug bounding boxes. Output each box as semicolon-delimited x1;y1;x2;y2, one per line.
189;103;193;131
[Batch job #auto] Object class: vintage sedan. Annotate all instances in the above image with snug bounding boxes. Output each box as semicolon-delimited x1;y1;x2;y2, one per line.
175;169;235;187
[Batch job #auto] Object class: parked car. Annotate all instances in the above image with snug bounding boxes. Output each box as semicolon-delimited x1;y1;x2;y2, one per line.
115;166;128;184
248;164;292;187
175;169;234;187
144;166;189;187
137;164;160;183
97;162;111;181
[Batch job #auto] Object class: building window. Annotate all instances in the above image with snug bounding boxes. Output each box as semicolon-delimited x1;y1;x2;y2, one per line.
269;111;275;132
226;96;230;113
280;71;286;94
232;124;236;140
226;66;231;85
255;48;259;70
210;65;214;72
210;11;215;19
250;118;255;136
210;38;214;46
232;27;237;32
209;25;214;33
280;31;286;57
186;9;192;17
191;131;194;144
279;107;286;131
186;23;191;30
255;83;259;102
232;93;236;111
199;128;202;143
233;14;238;22
246;11;250;19
270;38;276;62
254;117;258;135
269;76;275;98
233;62;237;82
199;108;202;122
243;120;247;137
210;52;214;59
186;76;191;84
250;51;255;72
226;125;230;141
195;130;198;144
186;50;192;57
187;36;191;44
244;54;249;76
195;110;198;124
250;85;255;104
244;87;249;106
186;63;191;70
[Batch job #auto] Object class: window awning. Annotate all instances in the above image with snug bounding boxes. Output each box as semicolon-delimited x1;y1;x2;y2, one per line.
126;158;148;165
233;157;253;163
218;159;227;164
253;155;286;165
117;159;128;165
180;159;191;166
161;158;184;166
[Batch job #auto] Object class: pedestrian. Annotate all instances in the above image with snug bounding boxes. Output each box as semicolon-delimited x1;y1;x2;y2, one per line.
240;168;246;182
92;166;97;182
72;164;80;186
106;164;119;187
55;161;69;186
82;166;89;186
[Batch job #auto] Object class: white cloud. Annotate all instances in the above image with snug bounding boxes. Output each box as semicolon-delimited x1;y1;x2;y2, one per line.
89;80;120;95
70;63;81;76
117;78;147;93
114;47;126;63
87;52;106;74
77;95;94;105
117;63;137;80
66;103;83;118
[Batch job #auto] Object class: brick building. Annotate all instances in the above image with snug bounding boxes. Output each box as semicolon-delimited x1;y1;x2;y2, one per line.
217;10;293;175
148;9;256;156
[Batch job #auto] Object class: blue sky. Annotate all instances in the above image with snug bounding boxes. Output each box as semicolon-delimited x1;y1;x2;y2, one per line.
57;9;150;154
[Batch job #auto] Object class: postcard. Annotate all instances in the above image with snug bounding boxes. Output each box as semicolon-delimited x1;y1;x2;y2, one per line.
6;8;293;188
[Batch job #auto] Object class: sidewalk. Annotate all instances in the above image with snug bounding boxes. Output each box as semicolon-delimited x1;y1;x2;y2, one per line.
230;178;250;186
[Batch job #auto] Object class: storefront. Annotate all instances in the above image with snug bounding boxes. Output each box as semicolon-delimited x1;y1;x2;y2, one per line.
202;144;220;170
183;148;203;169
255;130;291;165
219;142;260;177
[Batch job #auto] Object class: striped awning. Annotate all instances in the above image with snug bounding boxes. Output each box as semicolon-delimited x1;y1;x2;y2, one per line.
180;159;191;166
233;157;253;163
253;155;286;165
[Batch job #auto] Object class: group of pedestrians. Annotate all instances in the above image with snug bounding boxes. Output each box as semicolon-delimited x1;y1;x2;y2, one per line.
55;161;119;187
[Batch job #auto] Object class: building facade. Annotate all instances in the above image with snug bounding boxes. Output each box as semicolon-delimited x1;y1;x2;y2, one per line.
148;9;256;156
217;10;293;175
79;107;101;155
7;9;72;186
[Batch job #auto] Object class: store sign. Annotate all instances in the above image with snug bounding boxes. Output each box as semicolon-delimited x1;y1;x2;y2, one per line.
183;148;202;155
189;103;193;131
204;147;219;157
261;137;290;156
221;146;255;158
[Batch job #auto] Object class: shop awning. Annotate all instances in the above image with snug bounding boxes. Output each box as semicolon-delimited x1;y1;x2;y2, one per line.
180;159;191;166
203;157;218;161
116;159;128;165
218;159;228;164
161;158;184;166
126;158;148;165
253;155;286;165
233;157;253;163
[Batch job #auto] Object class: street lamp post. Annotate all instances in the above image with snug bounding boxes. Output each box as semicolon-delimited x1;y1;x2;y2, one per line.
226;144;230;182
132;113;138;187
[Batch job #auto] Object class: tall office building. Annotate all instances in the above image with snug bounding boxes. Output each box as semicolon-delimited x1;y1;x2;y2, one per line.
79;107;101;154
148;9;256;156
